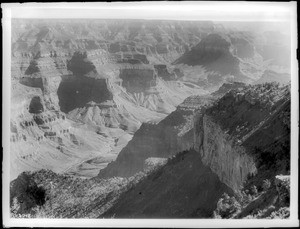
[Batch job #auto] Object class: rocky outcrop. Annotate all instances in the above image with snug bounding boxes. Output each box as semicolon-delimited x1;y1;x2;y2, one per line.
211;82;245;97
67;100;140;133
173;34;243;78
10;172;47;215
172;31;274;87
196;83;290;191
10;169;130;218
143;157;168;171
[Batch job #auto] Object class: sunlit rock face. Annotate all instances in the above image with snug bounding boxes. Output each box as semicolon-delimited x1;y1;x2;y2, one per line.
194;114;257;191
194;84;290;191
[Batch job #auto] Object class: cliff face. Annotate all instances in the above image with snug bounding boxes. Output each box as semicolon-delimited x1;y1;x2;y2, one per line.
196;83;290;191
194;114;257;191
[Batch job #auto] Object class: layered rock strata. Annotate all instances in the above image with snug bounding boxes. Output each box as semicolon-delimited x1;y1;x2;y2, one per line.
99;83;290;194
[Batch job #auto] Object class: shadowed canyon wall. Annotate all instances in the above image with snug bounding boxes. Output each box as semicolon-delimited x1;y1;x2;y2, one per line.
102;150;234;218
57;76;112;113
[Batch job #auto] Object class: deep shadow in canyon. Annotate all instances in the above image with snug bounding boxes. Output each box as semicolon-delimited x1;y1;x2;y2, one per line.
57;76;112;113
101;149;234;218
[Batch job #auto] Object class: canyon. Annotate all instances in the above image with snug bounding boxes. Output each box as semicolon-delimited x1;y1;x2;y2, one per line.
9;19;291;219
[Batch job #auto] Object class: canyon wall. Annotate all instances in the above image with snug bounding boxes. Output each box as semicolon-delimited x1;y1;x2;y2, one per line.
11;20;215;180
193;83;290;191
99;83;290;194
194;114;257;191
10;19;291;181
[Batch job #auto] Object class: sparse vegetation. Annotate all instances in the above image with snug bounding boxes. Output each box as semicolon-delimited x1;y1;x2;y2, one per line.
262;179;271;191
214;193;241;218
213;175;290;219
10;161;167;218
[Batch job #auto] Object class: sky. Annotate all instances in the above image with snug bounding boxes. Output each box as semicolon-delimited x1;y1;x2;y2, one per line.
2;2;296;23
218;21;291;36
3;2;294;38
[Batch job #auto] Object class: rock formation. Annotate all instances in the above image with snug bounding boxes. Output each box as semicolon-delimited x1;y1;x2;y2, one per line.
11;19;220;179
99;83;290;194
10;83;291;219
9;19;292;219
98;95;212;178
